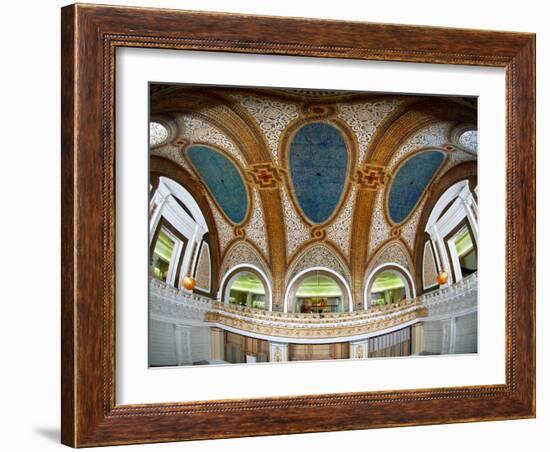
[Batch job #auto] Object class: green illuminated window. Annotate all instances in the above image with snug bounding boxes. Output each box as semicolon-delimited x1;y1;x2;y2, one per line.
454;227;477;276
228;272;266;309
151;229;175;282
370;271;406;306
294;274;343;314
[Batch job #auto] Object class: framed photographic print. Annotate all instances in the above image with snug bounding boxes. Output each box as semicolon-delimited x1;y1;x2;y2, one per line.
61;3;536;447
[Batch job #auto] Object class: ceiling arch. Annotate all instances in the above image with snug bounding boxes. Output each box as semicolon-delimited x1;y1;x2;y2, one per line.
412;161;478;295
151;88;288;300
285;242;351;291
349;98;476;309
150;86;477;312
150;156;222;296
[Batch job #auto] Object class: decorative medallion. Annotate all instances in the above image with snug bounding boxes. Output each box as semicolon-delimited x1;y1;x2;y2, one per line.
301;103;337;117
356;164;390;190
247;162;284;189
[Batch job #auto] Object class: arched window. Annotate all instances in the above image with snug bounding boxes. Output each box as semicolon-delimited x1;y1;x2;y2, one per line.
149;177;210;291
223;268;269;310
370;271;407;306
286;269;351;314
457;129;478;153
424;180;478;284
449;225;478;279
149;121;169;147
193;240;212;294
365;265;414;307
150;223;180;284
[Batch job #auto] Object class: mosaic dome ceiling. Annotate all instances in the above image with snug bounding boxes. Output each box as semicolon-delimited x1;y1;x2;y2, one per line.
186;145;248;224
151;85;477;292
289;122;348;224
388;151;445;224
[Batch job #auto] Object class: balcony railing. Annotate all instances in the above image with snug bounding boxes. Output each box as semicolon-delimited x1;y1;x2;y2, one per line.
149;272;477;340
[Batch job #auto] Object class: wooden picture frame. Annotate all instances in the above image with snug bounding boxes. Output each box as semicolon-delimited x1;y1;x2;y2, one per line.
61;3;535;447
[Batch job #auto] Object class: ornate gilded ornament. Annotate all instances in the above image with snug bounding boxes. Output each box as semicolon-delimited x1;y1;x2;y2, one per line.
247;162;284;189
355;164;390;190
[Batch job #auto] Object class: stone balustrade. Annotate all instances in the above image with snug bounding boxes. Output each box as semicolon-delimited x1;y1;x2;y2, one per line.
149;273;477;340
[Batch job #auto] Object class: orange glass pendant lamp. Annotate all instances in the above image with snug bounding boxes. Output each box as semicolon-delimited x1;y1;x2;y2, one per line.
182;275;196;290
436;271;448;285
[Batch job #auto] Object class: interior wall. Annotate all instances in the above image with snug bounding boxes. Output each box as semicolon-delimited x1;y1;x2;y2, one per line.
289;343;350;361
368;327;411;358
423;321;444;355
148;319;177;366
422;312;478;356
148;319;212;366
454;312;478;354
224;331;270;363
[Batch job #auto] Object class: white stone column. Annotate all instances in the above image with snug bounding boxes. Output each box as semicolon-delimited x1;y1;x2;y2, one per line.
185;224;202;277
459;191;479;243
149;193;168;243
210;327;225;361
440;318;457;355
350;340;368;359
427;225;452;287
174;324;193;365
269;342;289;363
411;323;425;355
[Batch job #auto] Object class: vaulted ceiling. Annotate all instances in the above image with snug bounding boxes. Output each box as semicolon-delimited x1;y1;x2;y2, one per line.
150;85;477;309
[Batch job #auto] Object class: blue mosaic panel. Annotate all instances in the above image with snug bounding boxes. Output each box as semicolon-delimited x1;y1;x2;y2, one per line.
289;123;349;224
388;151;444;224
187;145;248;224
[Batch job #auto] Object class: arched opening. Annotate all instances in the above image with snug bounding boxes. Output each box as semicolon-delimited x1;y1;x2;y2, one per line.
150;225;179;283
370;270;407;306
424;179;479;285
149;120;170;147
457;129;478;153
412;162;477;293
150;158;223;297
222;267;270;310
286;269;350;314
149;174;216;294
448;224;478;280
365;265;414;307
